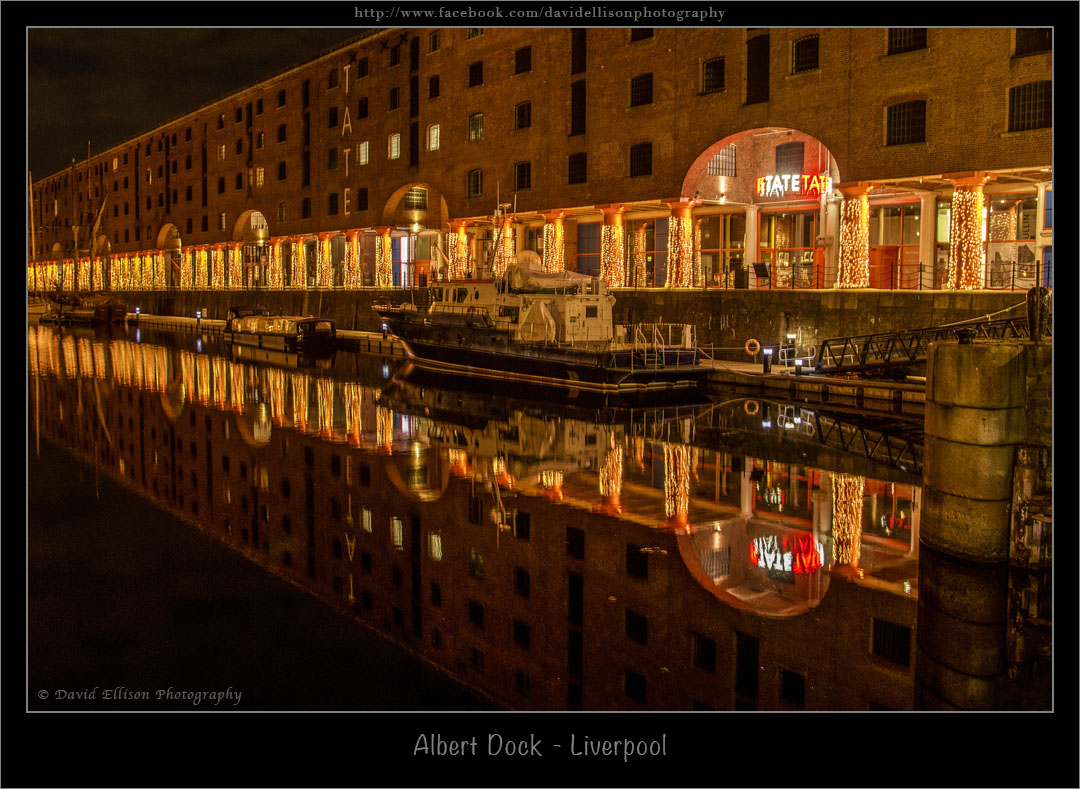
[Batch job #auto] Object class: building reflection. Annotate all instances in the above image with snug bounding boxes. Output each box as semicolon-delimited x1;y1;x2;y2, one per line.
28;323;1043;710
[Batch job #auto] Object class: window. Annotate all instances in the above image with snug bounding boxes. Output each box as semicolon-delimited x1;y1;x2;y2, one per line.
277;124;287;143
356;187;368;211
872;618;911;667
735;631;759;702
217;144;226;161
328;106;338;127
388;133;401;159
746;34;770;104
780;668;806;708
328;193;339;215
702;57;724;93
1015;28;1051;56
391;516;404;550
468;113;484;141
467;169;483;197
217;177;225;194
513;621;531;648
566;526;585;558
390;43;401;67
277;203;286;221
469;547;484;578
1008;82;1051;132
692;632;716;672
629;142;652;177
886;100;926;145
328;69;338;89
429;76;440;99
219;213;227;230
277;161;287;180
514;161;531;191
301;197;311;219
514;567;530;597
430;582;442;606
514;511;530;540
792;35;819;73
468;599;484;626
468;61;484;87
277;89;286;107
630;73;653;106
775;141;804;172
358;57;368;77
626;543;648;579
357;97;369;119
217;114;225;130
515;46;532;74
630;28;653;42
625;610;648;644
468;28;483;38
570;80;586;135
515;101;532;130
429;30;440;51
568;152;587;184
887;28;927;54
404;187;428;210
256;132;264;150
571;29;586;74
429;533;443;561
235;172;243;189
707;144;737;176
515;670;531;695
328;148;338;170
255;167;264;187
358;140;369;165
427;124;440;151
389;87;399;110
625;670;646;703
256;98;263;115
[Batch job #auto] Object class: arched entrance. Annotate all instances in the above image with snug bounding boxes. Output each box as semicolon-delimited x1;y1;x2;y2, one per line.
157;224;183;289
233;210;270;289
380;182;451;289
683;127;841;289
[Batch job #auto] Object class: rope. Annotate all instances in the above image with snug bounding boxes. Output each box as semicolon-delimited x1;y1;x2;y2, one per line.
937;301;1027;327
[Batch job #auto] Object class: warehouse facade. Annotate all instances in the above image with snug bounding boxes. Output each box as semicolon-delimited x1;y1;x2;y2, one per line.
29;27;1053;293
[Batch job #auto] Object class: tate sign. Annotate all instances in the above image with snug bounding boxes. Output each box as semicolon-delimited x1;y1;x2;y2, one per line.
757;174;833;199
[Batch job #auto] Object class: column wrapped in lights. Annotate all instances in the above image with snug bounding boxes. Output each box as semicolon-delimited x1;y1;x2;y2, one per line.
316;378;334;437
374;229;394;288
693;220;704;289
291;372;309;431
447;221;469;280
830;473;864;567
228;361;244;412
540;212;565;273
209;358;225;407
598;436;624;514
318;234;333;288
663;442;691;526
63;260;75;291
211;245;225;289
268;240;282;289
493;217;515;279
598;205;626;287
181;351;197;403
948;175;991;290
290;239;304;288
837;183;871;288
76;258;89;291
663;201;696;288
196;355;211;404
228;244;243;289
376;404;393;453
343;232;361;289
268;368;286;426
629;225;647;287
343;381;363;446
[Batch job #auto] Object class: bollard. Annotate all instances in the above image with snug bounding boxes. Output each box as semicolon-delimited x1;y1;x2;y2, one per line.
762;347;773;374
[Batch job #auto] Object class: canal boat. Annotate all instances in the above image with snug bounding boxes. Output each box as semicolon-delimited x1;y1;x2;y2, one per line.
41;292;127;325
374;261;708;395
223;305;336;353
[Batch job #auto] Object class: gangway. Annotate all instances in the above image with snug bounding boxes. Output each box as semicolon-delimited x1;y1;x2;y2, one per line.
813;316;1047;374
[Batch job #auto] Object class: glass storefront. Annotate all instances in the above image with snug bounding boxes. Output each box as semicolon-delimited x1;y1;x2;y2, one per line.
759;210;823;288
868;203;922;289
698;213;745;288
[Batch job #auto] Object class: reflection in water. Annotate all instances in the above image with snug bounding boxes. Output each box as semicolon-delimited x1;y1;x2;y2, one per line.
27;323;1049;710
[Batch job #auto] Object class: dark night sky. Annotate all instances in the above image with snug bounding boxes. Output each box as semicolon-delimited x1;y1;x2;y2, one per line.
27;27;373;178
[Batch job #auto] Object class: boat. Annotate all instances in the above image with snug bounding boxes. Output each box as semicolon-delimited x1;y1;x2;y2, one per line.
374;259;710;395
41;291;127;325
223;305;336;353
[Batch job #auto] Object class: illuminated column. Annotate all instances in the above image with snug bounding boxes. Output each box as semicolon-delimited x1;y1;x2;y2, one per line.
629;223;648;287
540;211;565;273
317;232;333;288
211;244;226;289
290;236;304;288
837;182;872;288
830;473;865;575
229;361;245;412
663;443;691;529
374;227;394;288
663;200;696;288
376;404;393;453
317;378;334;437
268;368;286;426
291;372;309;431
228;242;243;289
344;230;361;289
598;436;624;514
269;239;283;288
597;204;626;287
948;173;992;290
693;219;704;289
343;382;363;446
447;220;470;280
493;216;515;279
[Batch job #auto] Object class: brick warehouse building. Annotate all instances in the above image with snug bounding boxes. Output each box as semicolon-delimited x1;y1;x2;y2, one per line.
29;27;1053;295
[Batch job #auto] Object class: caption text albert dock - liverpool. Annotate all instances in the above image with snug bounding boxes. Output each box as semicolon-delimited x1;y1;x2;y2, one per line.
414;733;667;761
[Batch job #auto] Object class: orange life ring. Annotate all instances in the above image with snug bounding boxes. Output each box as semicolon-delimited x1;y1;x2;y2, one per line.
744;399;760;416
745;338;761;356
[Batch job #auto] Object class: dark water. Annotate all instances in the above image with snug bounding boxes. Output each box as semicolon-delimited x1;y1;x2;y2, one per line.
26;321;1051;718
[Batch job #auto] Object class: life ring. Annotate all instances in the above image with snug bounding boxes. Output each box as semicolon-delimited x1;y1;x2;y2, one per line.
744;399;760;416
745;338;761;356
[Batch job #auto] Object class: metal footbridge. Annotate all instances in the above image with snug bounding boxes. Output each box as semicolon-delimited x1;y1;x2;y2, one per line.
812;316;1047;374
